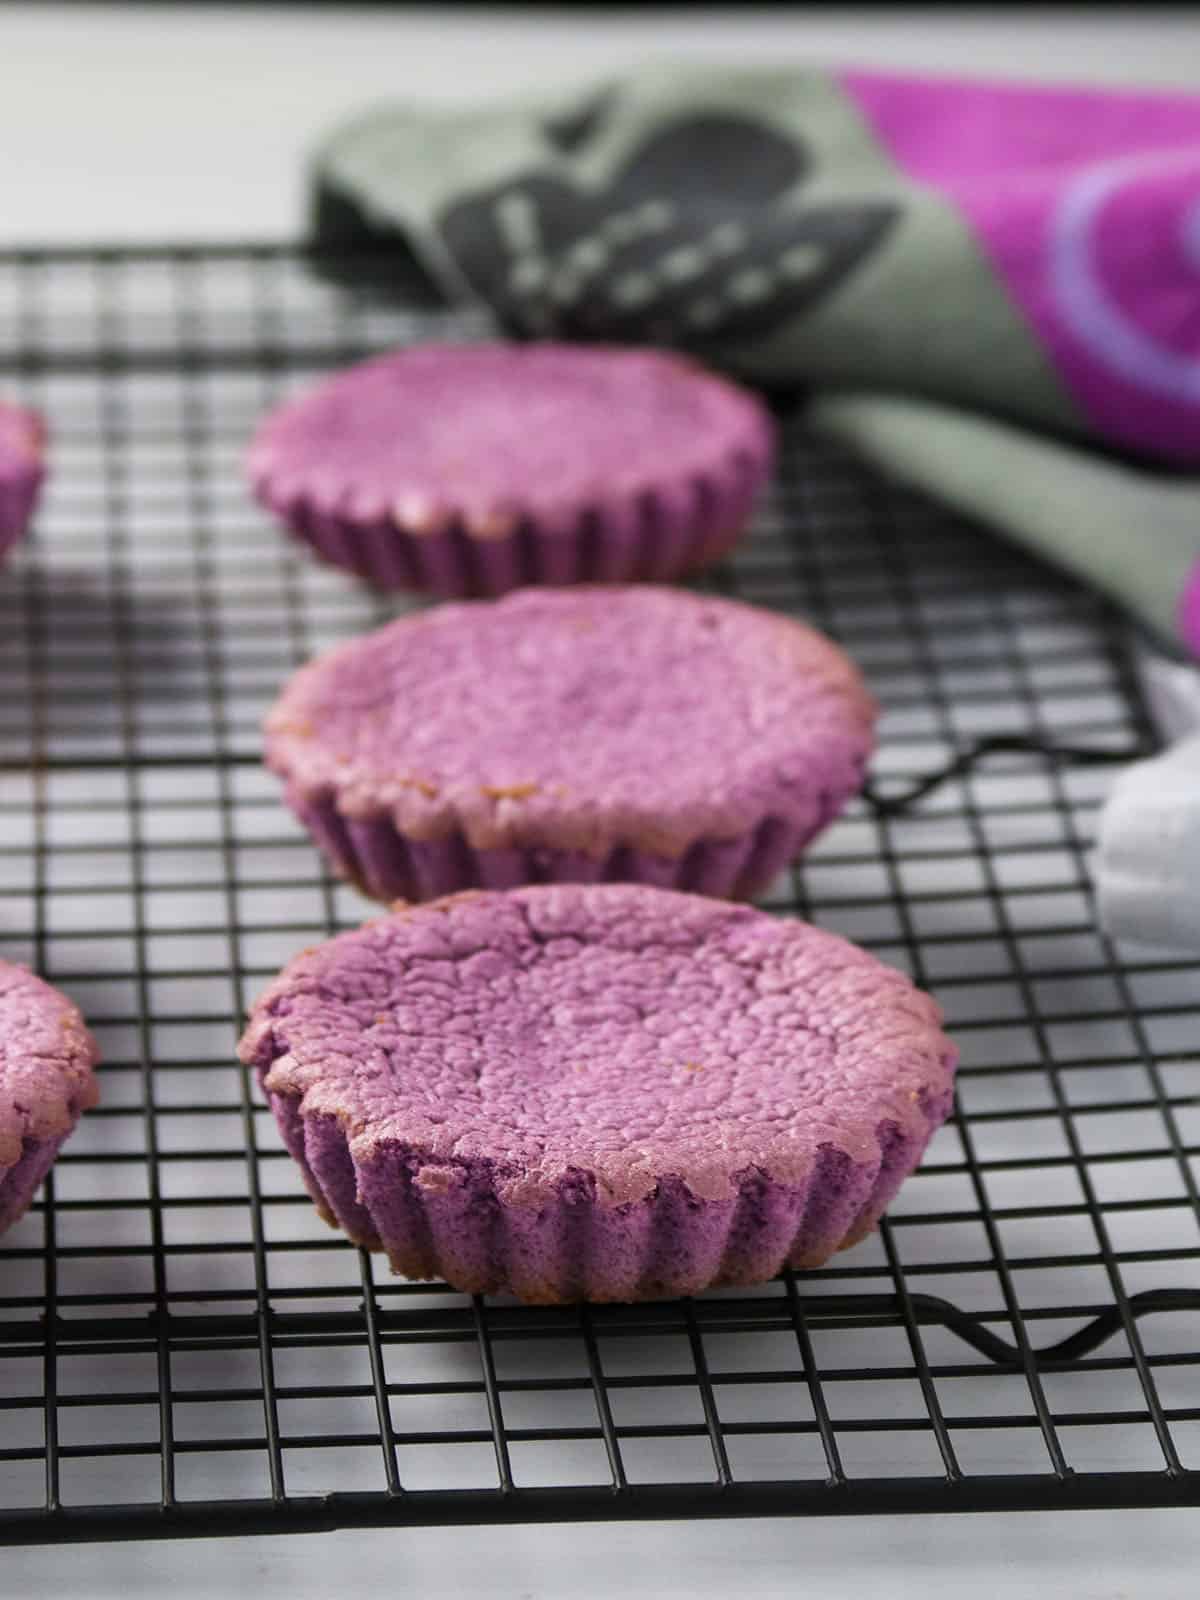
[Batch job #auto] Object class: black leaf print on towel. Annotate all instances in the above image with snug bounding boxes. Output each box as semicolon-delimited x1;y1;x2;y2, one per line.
437;112;899;345
541;87;618;154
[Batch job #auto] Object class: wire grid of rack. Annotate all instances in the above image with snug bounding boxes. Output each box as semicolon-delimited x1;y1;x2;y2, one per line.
0;245;1197;1545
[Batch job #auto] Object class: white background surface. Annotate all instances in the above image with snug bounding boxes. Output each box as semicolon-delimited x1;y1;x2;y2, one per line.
17;1507;1200;1598
3;4;1200;246
6;5;1200;1596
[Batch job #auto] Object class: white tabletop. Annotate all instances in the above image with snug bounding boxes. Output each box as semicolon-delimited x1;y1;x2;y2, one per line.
17;1505;1200;1598
7;6;1200;1595
4;3;1200;247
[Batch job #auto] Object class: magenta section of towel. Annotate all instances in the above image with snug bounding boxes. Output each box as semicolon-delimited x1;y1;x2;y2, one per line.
842;71;1200;462
1177;558;1200;660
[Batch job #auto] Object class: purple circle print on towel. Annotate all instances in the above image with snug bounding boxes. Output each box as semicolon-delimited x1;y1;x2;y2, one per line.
1050;153;1200;421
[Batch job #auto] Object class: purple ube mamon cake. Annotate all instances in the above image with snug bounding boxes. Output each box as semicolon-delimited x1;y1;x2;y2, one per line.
0;401;46;561
0;961;100;1235
265;585;877;903
240;885;956;1302
245;343;774;597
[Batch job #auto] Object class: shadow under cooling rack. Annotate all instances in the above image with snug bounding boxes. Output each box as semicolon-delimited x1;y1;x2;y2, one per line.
0;244;1198;1543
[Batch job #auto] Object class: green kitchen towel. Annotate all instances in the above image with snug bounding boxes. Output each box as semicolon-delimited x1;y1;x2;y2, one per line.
808;395;1200;659
313;63;1200;656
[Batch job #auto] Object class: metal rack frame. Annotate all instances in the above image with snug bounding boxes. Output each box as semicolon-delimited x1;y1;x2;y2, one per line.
0;245;1196;1545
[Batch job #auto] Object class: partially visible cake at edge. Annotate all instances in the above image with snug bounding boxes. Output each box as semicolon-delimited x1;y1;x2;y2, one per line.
0;401;46;561
0;961;100;1234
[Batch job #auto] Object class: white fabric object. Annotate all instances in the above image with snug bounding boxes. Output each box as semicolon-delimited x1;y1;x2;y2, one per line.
1136;647;1200;742
1095;731;1200;949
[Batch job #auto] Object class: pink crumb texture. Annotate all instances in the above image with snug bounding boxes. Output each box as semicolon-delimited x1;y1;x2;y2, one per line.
239;885;956;1302
264;585;877;903
0;400;47;561
246;342;775;597
0;960;101;1234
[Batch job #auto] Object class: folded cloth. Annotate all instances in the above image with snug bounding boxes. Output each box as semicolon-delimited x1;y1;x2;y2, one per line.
808;394;1200;660
313;63;1200;656
1095;733;1200;949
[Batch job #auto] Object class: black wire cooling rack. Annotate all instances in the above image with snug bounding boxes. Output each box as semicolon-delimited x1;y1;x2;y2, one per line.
0;245;1197;1546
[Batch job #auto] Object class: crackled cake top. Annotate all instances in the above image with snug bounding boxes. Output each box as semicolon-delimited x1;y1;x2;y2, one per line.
264;586;876;856
0;961;100;1175
240;885;954;1206
245;342;772;524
